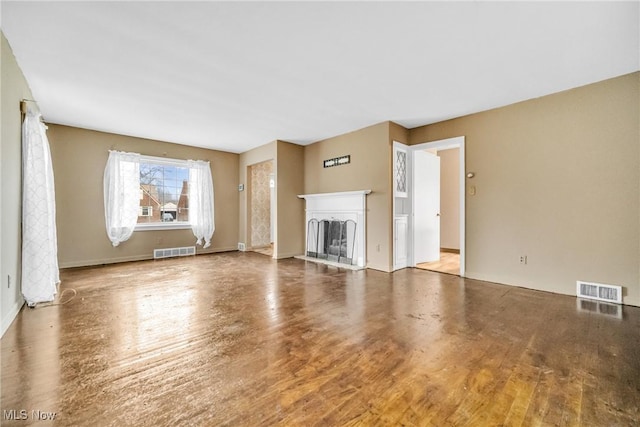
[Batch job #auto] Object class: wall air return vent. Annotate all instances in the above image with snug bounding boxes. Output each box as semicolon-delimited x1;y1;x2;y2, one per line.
153;246;196;259
576;280;622;304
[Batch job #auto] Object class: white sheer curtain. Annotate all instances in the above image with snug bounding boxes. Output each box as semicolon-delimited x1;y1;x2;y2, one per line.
103;150;140;246
21;104;60;306
188;160;215;248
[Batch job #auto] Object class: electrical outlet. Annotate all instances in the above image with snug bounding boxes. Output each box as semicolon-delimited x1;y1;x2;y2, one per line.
519;255;528;265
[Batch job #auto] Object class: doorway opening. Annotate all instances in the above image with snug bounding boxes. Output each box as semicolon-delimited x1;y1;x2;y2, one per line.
248;160;274;258
416;250;460;275
393;137;465;276
416;146;461;275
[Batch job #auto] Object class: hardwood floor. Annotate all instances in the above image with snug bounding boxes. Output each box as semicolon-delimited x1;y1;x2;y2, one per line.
2;252;639;426
417;251;460;275
252;244;274;257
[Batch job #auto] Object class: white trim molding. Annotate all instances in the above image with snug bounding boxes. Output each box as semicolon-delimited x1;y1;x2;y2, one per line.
409;136;466;277
2;299;24;338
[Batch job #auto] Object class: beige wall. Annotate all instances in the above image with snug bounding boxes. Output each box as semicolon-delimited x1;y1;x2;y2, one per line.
438;148;460;250
304;122;393;271
1;32;34;334
276;141;305;258
47;125;239;267
390;121;409;145
237;140;304;258
409;72;640;306
238;142;276;248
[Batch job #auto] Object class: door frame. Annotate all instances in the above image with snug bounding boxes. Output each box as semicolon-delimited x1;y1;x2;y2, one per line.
392;142;411;271
247;159;275;257
407;136;466;276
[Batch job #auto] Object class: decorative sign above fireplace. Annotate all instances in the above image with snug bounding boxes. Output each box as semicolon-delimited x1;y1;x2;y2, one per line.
323;155;350;168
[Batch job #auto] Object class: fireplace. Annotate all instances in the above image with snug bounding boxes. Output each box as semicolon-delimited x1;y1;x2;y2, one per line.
297;190;371;268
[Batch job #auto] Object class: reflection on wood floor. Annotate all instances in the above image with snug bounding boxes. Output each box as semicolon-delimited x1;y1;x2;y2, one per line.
2;252;639;426
417;250;460;275
252;243;273;257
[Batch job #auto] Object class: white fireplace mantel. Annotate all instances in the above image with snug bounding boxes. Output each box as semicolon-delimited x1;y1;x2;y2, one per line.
297;190;372;200
297;190;371;268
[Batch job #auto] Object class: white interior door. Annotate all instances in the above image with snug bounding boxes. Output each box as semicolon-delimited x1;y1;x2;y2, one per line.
413;150;440;264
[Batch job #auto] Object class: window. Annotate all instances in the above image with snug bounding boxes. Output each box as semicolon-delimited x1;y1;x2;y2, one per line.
105;151;213;245
136;156;190;230
139;206;153;217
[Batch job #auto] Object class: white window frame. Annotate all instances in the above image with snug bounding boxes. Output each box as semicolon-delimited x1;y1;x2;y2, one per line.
135;154;191;232
139;206;153;217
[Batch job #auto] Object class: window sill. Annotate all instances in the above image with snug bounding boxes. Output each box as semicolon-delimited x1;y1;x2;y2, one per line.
135;222;191;232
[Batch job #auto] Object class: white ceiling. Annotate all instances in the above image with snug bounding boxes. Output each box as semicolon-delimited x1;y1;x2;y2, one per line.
2;1;638;153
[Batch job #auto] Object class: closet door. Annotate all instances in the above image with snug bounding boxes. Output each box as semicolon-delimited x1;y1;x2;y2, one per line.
394;215;408;269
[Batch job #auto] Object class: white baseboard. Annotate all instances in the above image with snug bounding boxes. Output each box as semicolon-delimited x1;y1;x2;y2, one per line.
366;263;392;273
2;298;24;338
197;246;239;255
274;251;303;260
59;254;151;269
59;246;240;269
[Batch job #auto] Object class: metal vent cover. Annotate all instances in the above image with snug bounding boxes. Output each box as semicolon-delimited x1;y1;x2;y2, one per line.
153;246;196;259
576;280;622;304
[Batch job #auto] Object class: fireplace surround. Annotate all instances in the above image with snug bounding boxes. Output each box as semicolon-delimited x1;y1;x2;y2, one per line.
297;190;371;268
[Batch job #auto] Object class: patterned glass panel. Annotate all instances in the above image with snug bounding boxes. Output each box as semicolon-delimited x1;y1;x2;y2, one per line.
395;150;407;193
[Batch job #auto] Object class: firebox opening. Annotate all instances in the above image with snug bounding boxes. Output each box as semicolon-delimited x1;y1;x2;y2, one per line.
306;219;357;265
